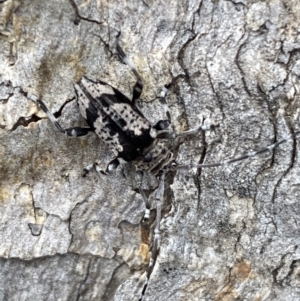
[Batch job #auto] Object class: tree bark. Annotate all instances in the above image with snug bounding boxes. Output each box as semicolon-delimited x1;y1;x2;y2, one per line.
1;0;300;300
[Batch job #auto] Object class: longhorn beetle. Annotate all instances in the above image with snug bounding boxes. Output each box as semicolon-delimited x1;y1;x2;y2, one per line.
22;33;300;300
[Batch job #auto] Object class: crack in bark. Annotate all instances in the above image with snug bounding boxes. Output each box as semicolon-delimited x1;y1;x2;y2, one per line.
235;35;251;97
68;193;95;250
284;257;300;284
75;258;93;301
10;114;42;131
268;49;300;99
224;0;246;7
68;0;117;59
195;125;207;213
92;33;114;58
0;92;13;104
191;0;203;33
216;265;234;295
102;261;131;301
11;89;75;131
68;0;103;26
271;251;295;285
269;126;296;212
177;31;197;79
0;79;13;104
27;186;45;236
234;219;247;253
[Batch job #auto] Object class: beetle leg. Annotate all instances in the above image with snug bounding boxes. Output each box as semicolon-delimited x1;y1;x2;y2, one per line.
36;98;93;137
136;171;151;220
177;123;217;138
116;33;143;106
83;157;120;177
139;174;165;301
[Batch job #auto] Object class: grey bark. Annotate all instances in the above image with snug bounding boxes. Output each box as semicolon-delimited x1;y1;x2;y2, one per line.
1;0;300;300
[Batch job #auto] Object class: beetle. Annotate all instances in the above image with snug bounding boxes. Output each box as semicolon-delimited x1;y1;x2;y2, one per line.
22;33;300;301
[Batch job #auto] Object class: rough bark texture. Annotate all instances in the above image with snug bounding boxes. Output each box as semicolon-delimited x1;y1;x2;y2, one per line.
1;0;300;300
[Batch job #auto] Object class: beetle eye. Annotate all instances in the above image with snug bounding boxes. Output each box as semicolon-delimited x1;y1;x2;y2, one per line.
143;152;153;162
171;161;177;167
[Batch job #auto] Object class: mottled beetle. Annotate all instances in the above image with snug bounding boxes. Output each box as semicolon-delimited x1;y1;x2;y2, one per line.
23;34;300;300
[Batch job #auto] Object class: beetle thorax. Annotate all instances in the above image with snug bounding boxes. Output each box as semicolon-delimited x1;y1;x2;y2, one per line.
134;140;173;175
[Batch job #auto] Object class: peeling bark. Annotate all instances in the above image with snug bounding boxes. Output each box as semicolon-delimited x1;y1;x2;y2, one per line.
1;0;300;300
